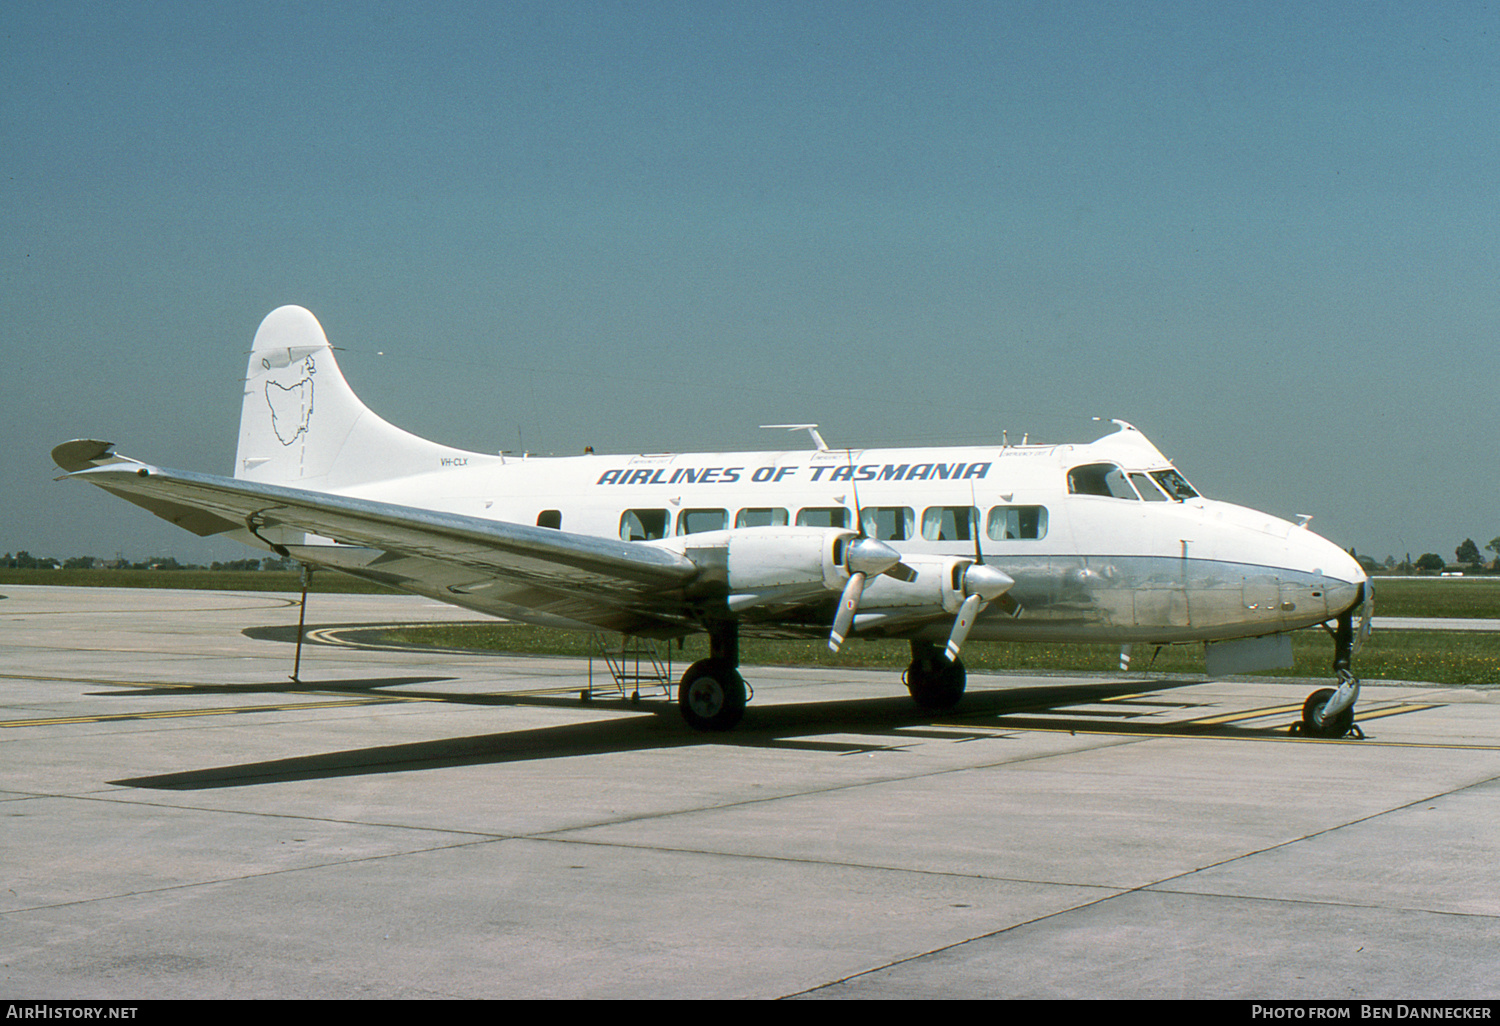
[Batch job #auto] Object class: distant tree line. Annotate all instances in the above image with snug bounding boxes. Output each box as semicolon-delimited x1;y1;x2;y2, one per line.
1352;537;1500;575
2;551;296;572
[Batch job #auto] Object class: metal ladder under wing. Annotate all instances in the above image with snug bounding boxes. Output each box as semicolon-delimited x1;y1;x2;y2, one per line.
586;634;674;700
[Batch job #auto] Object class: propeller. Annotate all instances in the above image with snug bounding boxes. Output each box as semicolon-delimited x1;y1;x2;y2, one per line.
942;502;1016;662
828;465;910;653
944;563;1014;660
829;535;903;652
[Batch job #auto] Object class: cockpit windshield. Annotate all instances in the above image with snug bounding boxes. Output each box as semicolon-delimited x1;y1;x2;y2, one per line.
1150;469;1199;500
1068;463;1201;501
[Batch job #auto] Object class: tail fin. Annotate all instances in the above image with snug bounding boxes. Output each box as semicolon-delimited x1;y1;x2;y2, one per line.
234;306;489;488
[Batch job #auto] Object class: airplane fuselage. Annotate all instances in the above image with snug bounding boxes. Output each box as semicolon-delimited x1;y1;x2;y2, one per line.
329;427;1364;647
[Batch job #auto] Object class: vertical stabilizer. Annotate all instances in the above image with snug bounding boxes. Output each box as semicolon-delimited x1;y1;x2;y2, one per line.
234;306;488;488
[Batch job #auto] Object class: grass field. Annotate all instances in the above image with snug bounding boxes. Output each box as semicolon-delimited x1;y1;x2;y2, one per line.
5;569;1497;686
378;619;1500;687
1367;576;1500;618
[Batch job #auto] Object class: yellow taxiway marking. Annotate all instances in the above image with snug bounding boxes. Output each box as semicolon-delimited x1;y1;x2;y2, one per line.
0;671;200;689
0;696;440;729
938;700;1500;749
1141;701;1436;727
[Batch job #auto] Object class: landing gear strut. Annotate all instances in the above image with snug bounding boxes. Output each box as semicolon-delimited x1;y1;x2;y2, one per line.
1296;592;1365;739
678;622;747;731
905;640;966;710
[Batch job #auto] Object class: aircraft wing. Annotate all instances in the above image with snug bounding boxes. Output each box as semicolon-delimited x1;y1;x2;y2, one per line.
57;449;705;635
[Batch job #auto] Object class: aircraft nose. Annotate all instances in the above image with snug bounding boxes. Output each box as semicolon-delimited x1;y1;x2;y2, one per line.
1315;535;1368;618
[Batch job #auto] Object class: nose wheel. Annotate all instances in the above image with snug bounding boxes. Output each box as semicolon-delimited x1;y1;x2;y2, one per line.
1297;671;1362;739
1294;596;1365;739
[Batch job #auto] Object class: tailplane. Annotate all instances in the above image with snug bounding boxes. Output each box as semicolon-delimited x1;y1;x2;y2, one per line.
234;306;490;488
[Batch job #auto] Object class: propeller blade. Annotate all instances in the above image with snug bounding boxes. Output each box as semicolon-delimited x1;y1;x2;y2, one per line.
829;572;866;652
944;592;983;661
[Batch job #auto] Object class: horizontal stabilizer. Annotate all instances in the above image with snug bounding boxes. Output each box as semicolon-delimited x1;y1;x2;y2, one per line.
51;439;133;473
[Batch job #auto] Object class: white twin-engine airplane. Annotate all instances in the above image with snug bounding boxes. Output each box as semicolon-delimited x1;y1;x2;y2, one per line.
54;306;1372;736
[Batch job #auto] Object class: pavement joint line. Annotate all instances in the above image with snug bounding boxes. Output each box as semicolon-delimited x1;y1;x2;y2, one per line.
782;765;1500;998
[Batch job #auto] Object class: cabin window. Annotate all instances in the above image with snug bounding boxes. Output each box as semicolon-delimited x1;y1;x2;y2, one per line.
619;509;669;541
1068;463;1138;499
735;507;789;528
986;505;1048;540
1151;469;1199;500
921;506;979;541
1129;473;1169;502
676;508;727;535
536;510;562;529
796;506;851;529
861;506;915;541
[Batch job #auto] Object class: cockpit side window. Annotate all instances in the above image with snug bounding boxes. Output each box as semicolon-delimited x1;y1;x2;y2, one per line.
1068;463;1138;499
1151;469;1199;500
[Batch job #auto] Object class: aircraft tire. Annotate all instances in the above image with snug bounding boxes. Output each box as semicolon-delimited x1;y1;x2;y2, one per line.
905;649;966;710
1301;687;1354;739
679;658;747;731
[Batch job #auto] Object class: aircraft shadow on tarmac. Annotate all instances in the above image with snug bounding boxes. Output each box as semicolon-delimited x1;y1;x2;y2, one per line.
109;674;1301;792
89;676;462;698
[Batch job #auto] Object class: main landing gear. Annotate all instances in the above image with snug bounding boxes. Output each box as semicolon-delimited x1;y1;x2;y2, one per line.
1295;593;1365;740
675;629;971;731
677;622;748;732
905;640;966;710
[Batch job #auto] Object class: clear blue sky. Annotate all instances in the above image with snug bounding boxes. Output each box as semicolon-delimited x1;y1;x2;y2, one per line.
3;1;1496;566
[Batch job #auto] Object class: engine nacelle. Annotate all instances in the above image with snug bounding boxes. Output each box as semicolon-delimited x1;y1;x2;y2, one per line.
663;527;853;613
858;554;973;617
723;527;852;610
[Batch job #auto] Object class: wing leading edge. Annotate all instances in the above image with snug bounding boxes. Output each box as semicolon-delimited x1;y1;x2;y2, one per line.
58;451;704;634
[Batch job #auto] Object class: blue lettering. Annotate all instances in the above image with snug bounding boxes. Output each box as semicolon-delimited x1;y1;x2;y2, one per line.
856;465;878;481
931;463;962;479
878;464;909;481
809;466;828;482
830;465;853;482
752;466;777;482
906;463;932;481
598;469;622;485
627;469;654;485
963;462;991;480
722;467;742;483
773;467;797;482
